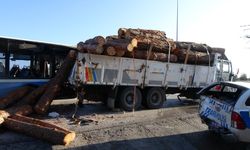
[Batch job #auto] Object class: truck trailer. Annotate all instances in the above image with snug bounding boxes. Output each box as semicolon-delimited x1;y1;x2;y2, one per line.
68;49;233;111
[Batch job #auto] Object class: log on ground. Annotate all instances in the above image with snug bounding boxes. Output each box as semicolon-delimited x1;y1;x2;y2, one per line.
3;114;75;145
0;86;34;109
0;105;33;125
14;84;47;106
34;50;77;114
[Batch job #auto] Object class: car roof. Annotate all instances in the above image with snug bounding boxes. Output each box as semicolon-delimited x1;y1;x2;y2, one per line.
221;81;250;89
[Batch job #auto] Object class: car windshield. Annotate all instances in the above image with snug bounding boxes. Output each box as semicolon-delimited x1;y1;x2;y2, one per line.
200;83;247;105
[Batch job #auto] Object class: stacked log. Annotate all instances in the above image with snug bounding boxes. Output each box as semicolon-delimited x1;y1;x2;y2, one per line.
77;28;178;62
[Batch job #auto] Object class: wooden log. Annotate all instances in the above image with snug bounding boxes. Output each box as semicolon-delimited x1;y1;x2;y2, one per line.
176;49;214;65
105;40;134;52
104;46;116;56
211;47;225;54
14;84;47;106
106;37;138;47
85;36;105;46
3;115;75;145
118;28;127;39
77;42;103;54
121;28;166;40
125;51;177;62
0;86;34;109
116;48;126;57
34;50;77;114
175;42;225;55
0;105;33;125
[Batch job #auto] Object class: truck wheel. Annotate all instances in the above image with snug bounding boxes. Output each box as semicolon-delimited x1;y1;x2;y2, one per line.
119;87;142;111
146;88;165;109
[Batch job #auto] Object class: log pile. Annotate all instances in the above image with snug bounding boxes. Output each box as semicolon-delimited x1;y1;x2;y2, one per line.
77;28;226;65
0;50;77;146
77;28;177;62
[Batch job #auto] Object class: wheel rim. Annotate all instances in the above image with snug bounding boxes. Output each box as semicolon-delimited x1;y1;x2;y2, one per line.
125;93;135;106
150;91;161;105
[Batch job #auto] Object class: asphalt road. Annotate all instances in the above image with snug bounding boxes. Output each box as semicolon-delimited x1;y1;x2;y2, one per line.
0;95;248;150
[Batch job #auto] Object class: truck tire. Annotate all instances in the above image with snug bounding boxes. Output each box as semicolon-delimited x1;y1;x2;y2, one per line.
146;88;165;109
119;87;142;111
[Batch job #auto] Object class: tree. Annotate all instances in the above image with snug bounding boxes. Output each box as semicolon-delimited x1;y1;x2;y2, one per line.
238;73;248;81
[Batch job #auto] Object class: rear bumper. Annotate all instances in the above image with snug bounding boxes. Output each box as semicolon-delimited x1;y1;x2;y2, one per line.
200;117;238;142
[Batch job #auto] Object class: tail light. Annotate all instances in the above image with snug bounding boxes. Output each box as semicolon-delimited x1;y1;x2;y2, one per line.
231;111;246;130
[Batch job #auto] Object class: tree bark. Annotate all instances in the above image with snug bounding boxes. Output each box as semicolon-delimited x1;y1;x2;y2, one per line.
0;105;33;125
118;28;166;40
77;42;104;54
34;50;77;114
176;49;214;65
85;36;105;46
14;84;47;106
105;40;134;52
0;86;34;109
125;51;177;62
104;46;116;56
3;115;75;145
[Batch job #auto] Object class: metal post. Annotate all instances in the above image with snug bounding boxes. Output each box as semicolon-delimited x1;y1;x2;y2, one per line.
176;0;179;41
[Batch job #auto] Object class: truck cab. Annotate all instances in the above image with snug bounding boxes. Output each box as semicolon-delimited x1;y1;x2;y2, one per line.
215;58;233;82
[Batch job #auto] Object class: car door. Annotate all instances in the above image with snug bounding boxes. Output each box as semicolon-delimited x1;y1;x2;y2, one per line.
232;90;250;142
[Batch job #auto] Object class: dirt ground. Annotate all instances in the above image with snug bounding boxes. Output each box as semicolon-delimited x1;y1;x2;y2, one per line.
0;95;248;150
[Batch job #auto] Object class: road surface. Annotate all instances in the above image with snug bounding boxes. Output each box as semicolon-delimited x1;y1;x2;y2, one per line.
0;95;248;150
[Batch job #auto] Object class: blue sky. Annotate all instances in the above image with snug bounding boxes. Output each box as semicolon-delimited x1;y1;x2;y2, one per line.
0;0;250;76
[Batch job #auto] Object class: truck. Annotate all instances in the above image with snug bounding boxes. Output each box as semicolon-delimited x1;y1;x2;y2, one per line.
68;49;233;111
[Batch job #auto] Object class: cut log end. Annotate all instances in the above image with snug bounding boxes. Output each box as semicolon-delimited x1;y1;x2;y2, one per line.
131;38;138;47
105;46;116;56
116;49;126;57
64;132;76;146
95;45;104;54
127;44;134;52
0;117;4;124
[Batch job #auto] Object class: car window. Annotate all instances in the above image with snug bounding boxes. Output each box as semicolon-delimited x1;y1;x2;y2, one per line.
209;84;222;92
223;86;237;93
245;97;250;106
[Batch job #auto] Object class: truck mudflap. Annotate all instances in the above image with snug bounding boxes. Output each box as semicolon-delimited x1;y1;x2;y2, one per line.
199;96;233;129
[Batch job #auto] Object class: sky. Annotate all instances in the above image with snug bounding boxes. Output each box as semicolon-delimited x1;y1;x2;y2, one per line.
0;0;250;76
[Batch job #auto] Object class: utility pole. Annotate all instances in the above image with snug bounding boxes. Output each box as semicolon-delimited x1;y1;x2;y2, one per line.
176;0;179;41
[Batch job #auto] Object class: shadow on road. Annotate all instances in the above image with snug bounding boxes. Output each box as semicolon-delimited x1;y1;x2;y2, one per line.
70;130;247;150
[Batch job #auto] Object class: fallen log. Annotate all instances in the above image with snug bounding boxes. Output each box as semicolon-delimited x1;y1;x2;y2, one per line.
0;86;34;109
0;105;33;118
0;105;33;125
77;42;104;54
34;50;77;114
3;115;75;145
14;84;47;106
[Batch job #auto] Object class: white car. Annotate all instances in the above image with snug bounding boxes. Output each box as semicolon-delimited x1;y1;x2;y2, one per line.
198;81;250;143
